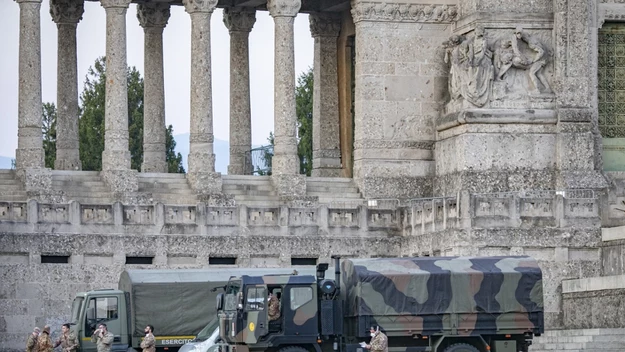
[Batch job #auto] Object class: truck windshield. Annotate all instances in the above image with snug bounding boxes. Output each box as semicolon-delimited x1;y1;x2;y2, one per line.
194;317;219;342
70;297;83;325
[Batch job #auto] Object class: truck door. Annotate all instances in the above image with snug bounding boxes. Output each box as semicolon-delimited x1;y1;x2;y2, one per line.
81;295;122;352
242;285;268;344
283;285;318;337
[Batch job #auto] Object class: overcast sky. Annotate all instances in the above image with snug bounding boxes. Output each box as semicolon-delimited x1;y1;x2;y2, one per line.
0;1;314;158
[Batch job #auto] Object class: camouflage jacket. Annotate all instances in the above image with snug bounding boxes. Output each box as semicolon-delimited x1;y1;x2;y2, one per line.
25;334;37;352
36;333;54;352
268;296;280;321
140;333;156;352
55;332;79;352
369;332;388;352
91;331;115;352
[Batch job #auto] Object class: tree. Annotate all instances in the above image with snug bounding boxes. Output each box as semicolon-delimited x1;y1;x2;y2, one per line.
296;67;314;176
166;125;185;173
42;102;57;169
79;57;183;173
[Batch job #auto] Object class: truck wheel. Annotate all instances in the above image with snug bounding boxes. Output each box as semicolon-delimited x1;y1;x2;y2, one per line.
443;343;479;352
278;346;309;352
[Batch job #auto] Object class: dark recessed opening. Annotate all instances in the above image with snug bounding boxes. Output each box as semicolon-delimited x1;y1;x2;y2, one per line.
41;255;70;264
125;256;154;265
209;257;236;265
291;258;318;266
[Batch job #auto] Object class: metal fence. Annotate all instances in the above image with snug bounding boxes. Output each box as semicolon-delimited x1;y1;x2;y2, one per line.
243;145;273;175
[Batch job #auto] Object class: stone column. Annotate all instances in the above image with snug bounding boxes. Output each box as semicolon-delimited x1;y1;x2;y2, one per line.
310;13;342;177
137;3;170;173
15;0;45;170
183;0;222;194
100;0;137;192
224;8;256;176
50;0;84;171
267;0;306;196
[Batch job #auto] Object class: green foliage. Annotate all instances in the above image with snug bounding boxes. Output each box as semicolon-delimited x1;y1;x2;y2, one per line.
166;125;185;173
42;102;57;169
256;132;274;176
296;67;314;176
78;57;182;173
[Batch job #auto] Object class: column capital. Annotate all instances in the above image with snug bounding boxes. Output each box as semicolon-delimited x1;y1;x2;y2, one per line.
223;7;256;33
267;0;301;18
137;3;171;29
15;0;42;4
309;12;341;37
100;0;131;9
183;0;217;14
50;0;84;25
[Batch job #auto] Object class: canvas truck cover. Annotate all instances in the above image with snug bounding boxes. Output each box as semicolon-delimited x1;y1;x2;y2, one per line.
119;268;318;338
340;256;543;337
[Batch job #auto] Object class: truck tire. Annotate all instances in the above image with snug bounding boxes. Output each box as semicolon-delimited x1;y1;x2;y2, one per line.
278;346;309;352
443;343;480;352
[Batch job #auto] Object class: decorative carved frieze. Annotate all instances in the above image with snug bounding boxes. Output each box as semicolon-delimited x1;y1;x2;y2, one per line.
223;7;256;33
267;0;301;18
350;2;459;23
100;0;131;9
182;0;218;14
309;13;341;37
137;3;170;29
50;0;84;24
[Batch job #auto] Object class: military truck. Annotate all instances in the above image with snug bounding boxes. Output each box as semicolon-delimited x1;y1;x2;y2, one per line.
216;256;544;352
69;268;313;352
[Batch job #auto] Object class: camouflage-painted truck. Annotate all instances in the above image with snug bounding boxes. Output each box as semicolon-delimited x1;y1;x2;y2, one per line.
216;256;543;352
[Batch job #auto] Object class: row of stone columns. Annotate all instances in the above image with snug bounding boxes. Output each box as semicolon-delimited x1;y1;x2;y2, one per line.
14;0;343;194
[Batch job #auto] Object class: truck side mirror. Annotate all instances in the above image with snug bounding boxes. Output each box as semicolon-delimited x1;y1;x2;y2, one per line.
216;293;224;311
237;291;243;310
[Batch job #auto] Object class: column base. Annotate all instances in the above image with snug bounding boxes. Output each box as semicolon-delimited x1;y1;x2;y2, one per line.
101;169;139;193
187;171;223;195
141;159;168;173
312;166;342;177
54;154;82;171
312;150;342;177
15;148;44;170
271;174;306;197
16;168;52;193
102;149;131;171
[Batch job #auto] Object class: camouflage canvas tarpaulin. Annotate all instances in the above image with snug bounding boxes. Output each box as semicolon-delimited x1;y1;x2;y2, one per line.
341;256;543;336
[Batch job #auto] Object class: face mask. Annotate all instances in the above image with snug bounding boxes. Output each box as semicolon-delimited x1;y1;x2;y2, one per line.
370;333;375;337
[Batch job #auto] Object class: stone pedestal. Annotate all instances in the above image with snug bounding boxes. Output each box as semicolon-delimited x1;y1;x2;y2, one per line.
183;0;222;194
224;8;255;176
51;0;84;171
138;3;170;173
101;0;137;192
310;13;342;177
268;0;305;196
15;0;45;171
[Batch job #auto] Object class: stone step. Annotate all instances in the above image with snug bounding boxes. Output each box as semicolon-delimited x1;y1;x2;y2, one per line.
308;192;362;199
0;179;21;185
138;172;187;179
235;200;282;207
52;180;106;186
139;183;192;190
0;196;27;202
0;173;17;180
307;186;360;193
225;190;277;196
58;187;111;193
223;184;274;191
138;178;190;185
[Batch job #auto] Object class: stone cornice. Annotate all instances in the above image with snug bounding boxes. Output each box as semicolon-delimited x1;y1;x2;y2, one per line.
100;0;131;9
223;8;256;33
350;1;459;23
182;0;218;14
267;0;301;18
309;13;341;37
598;3;625;28
137;3;171;29
50;0;84;24
15;0;42;4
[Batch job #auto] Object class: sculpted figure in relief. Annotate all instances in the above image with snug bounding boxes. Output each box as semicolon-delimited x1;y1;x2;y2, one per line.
464;25;494;107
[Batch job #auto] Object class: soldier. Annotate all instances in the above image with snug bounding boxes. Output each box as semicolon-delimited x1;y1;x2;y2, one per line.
54;323;79;352
91;323;114;352
140;324;156;352
268;292;280;321
25;326;40;352
36;325;54;352
365;326;388;352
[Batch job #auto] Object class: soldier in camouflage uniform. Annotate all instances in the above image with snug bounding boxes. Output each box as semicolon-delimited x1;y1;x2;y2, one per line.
140;324;156;352
268;292;280;321
25;326;39;352
37;325;54;352
54;323;78;352
366;326;388;352
91;323;115;352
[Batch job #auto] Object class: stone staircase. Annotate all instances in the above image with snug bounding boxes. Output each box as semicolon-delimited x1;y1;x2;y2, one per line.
222;175;279;206
531;328;625;351
51;170;112;204
306;177;365;207
0;170;26;201
137;173;198;204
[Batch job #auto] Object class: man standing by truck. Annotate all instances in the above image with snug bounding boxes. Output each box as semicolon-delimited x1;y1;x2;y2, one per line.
141;325;156;352
366;326;388;352
54;323;79;352
91;323;114;352
25;326;40;352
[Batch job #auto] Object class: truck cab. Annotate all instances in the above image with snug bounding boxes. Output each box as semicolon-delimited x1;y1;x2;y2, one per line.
70;289;130;352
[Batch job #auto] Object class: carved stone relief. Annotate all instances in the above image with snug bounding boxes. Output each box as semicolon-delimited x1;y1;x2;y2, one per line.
444;25;555;111
351;2;459;23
